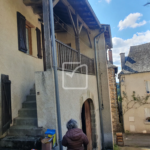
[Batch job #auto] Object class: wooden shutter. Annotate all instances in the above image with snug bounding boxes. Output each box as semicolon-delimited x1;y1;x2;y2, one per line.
1;74;12;134
41;24;46;71
36;28;42;59
17;12;27;53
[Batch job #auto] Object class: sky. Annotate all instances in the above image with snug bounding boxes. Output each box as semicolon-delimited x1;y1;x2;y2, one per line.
88;0;150;81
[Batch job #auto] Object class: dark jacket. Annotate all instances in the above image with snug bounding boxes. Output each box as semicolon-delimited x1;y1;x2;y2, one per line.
62;128;89;150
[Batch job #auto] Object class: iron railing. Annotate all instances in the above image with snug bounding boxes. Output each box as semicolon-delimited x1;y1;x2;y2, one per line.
56;39;95;75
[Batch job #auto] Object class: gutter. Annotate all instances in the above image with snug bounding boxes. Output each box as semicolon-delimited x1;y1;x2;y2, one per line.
94;29;106;150
49;0;63;149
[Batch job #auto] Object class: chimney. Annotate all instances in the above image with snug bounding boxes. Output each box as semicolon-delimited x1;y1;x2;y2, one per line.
108;49;113;64
120;53;125;70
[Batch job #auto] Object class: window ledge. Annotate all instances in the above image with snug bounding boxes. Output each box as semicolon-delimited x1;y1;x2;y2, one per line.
19;50;42;59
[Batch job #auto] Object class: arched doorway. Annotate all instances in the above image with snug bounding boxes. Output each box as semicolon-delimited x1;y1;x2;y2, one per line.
81;99;97;150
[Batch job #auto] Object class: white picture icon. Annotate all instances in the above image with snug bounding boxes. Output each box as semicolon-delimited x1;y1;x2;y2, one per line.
62;62;88;90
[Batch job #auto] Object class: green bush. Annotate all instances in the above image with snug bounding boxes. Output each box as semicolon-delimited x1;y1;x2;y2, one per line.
114;144;120;150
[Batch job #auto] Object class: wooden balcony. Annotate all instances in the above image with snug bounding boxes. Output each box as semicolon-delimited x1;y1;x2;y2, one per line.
56;39;95;75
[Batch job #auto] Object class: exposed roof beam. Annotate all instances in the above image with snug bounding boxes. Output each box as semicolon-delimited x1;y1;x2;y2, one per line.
61;0;91;33
68;8;77;34
23;0;59;7
85;0;101;28
79;24;83;34
23;0;42;6
87;30;92;48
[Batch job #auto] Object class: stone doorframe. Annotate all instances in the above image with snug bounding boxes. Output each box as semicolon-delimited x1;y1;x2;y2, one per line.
80;90;97;149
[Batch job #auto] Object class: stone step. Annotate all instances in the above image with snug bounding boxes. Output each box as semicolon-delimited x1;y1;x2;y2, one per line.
30;89;36;94
8;126;43;136
0;136;41;149
13;117;37;126
22;101;36;109
26;95;36;101
18;109;37;118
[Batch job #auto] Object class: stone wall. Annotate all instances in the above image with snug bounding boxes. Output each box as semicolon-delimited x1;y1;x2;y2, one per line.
108;68;121;133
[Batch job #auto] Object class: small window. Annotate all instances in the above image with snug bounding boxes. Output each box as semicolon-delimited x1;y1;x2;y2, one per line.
145;108;150;121
146;81;150;93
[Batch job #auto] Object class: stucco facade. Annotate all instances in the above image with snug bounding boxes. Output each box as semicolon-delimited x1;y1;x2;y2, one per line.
35;70;100;150
120;72;150;133
95;33;113;148
0;0;43;124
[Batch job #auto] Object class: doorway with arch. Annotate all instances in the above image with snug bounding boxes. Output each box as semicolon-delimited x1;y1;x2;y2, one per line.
81;99;97;150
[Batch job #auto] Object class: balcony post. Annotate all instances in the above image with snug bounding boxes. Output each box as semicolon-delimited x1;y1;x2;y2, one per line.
42;0;52;69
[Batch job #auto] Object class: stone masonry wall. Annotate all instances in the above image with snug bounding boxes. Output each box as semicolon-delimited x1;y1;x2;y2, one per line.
108;68;122;132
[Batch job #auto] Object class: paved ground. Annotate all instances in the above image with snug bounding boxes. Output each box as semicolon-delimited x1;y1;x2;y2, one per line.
120;147;150;150
114;133;150;149
123;134;150;147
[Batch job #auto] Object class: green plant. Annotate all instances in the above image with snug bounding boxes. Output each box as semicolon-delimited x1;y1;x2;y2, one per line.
122;91;150;114
113;144;120;150
125;130;130;133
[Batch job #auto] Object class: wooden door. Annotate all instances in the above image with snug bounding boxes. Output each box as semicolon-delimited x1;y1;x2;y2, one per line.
84;100;92;150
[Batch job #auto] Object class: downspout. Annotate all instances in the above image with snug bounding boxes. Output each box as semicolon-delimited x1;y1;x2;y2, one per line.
94;31;105;150
49;0;63;150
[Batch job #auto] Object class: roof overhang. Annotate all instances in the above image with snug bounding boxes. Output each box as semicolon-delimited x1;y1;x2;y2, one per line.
23;0;101;30
101;24;113;49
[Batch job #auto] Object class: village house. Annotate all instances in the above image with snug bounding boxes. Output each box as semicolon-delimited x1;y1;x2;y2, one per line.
119;43;150;133
107;50;122;133
0;0;114;149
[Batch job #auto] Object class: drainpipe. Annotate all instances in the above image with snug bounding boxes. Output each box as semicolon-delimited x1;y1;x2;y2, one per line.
94;29;105;150
49;0;63;150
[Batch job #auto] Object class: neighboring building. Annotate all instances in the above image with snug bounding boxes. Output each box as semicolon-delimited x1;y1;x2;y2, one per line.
107;50;122;133
0;0;114;149
119;43;150;133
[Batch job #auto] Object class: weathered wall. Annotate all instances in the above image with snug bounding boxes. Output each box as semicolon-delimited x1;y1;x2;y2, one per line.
108;68;121;133
0;0;43;123
35;70;101;150
95;33;113;149
120;72;150;133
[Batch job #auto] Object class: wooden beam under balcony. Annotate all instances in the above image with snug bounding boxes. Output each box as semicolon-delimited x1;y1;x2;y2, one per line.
61;0;91;33
23;0;59;7
23;0;42;6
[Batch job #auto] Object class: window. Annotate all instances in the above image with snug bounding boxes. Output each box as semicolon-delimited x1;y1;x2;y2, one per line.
17;12;27;53
146;81;150;93
145;108;150;118
17;12;42;58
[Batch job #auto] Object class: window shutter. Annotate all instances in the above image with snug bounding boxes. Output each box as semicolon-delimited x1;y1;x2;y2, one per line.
17;12;27;53
36;28;42;59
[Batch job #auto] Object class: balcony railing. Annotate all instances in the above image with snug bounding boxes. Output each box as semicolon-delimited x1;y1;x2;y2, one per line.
56;39;95;75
